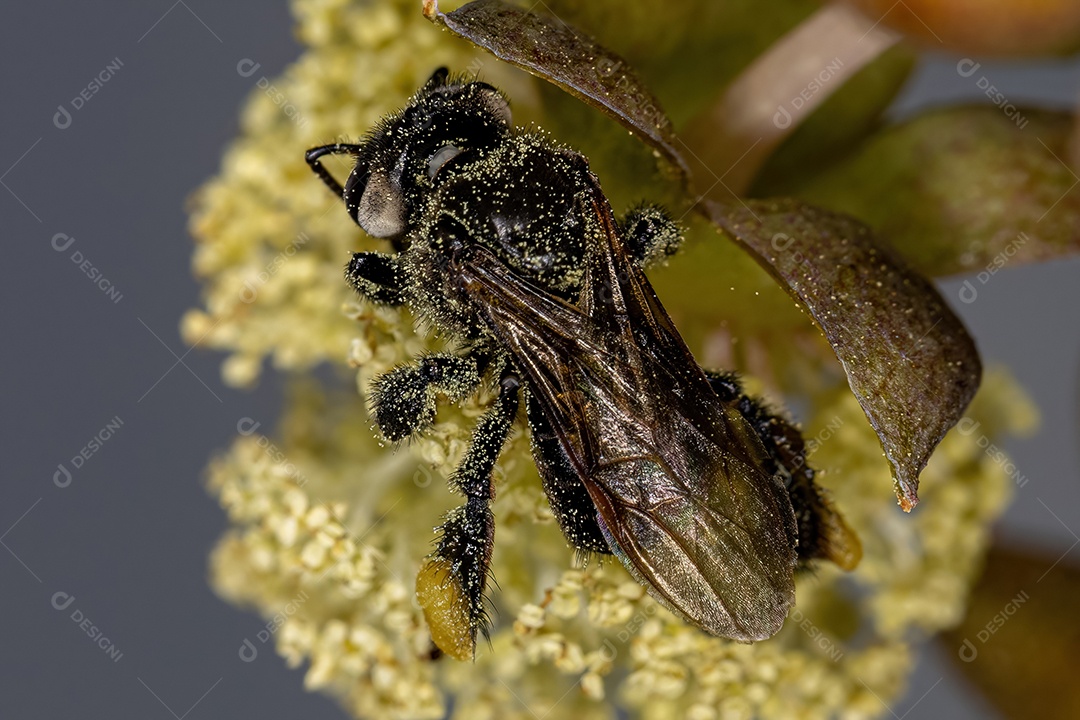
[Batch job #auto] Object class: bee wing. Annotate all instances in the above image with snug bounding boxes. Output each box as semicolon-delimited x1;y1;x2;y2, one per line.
457;182;798;641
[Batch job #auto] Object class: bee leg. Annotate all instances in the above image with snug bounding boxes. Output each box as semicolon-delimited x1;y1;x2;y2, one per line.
620;204;683;267
415;371;521;661
369;353;485;442
345;251;406;306
706;371;862;571
525;390;609;555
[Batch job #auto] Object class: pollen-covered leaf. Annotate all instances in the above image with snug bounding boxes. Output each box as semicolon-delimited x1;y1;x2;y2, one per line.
707;199;982;510
753;106;1080;277
423;0;690;183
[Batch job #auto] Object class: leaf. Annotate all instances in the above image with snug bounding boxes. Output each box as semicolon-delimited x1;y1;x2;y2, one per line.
939;544;1080;720
845;0;1080;56
541;0;823;126
421;0;984;507
750;44;915;193
678;3;903;195
753;106;1080;277
423;0;691;183
707;199;982;510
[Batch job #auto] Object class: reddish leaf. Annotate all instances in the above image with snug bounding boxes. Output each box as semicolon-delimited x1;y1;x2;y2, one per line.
421;0;983;508
753;106;1080;278
423;0;690;182
707;199;982;510
939;544;1080;720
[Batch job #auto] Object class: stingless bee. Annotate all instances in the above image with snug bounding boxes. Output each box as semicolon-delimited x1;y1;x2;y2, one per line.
306;68;860;660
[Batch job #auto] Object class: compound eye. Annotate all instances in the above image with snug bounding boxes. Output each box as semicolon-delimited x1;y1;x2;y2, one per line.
427;144;462;179
354;169;406;238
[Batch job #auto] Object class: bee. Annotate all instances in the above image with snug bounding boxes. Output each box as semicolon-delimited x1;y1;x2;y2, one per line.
306;68;860;660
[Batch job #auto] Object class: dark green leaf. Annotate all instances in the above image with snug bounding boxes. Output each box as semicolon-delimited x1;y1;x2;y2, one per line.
423;0;690;183
707;199;982;510
753;106;1080;276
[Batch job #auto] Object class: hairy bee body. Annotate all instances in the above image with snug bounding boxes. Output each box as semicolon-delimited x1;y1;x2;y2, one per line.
405;133;588;337
306;68;859;660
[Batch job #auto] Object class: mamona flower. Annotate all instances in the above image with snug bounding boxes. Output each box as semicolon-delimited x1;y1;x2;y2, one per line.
186;1;1041;718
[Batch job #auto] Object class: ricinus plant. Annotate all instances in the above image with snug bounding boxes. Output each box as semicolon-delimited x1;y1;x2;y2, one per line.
186;0;1073;717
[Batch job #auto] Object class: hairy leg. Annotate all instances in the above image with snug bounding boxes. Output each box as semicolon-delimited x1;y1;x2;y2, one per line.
415;371;521;660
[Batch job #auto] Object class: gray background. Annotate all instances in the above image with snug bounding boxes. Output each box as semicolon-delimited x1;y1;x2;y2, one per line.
2;2;1077;718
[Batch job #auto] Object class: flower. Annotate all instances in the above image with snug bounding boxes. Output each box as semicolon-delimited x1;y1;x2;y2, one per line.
188;1;1037;718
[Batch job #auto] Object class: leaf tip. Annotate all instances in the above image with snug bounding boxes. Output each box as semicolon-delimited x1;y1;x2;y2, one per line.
895;474;920;512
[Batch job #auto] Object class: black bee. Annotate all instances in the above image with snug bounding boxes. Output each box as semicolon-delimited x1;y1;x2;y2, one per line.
306;68;860;660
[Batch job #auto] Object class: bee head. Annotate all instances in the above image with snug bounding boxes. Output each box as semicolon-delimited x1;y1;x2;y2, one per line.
344;67;512;239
